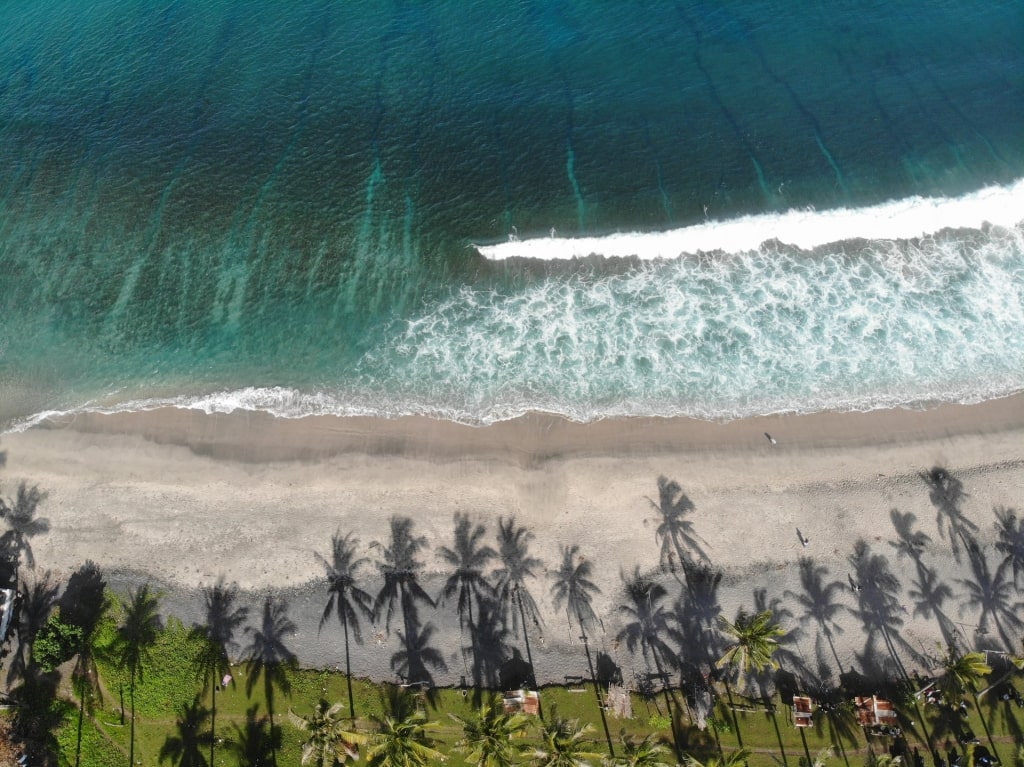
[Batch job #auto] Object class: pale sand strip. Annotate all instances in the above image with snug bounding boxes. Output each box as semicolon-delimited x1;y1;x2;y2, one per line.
1;395;1022;683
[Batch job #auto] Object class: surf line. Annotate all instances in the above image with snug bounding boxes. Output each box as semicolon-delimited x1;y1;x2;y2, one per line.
475;177;1024;261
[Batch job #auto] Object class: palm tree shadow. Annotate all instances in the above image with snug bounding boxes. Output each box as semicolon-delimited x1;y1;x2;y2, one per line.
956;533;1023;652
7;569;59;686
374;516;436;677
648;476;709;577
242;593;297;754
0;480;50;585
390;621;447;705
466;597;511;703
784;557;847;673
920;467;976;563
847;540;922;682
887;508;958;648
159;695;212;767
993;505;1024;586
669;562;723;671
493;516;544;697
228;704;281;767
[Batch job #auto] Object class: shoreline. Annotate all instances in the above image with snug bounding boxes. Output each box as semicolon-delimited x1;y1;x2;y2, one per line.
1;395;1022;684
22;389;1024;464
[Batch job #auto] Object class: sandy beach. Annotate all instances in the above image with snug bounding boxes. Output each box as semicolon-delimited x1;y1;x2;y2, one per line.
1;396;1022;687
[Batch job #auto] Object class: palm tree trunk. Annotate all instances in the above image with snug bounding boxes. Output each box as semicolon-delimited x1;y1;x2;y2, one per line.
343;611;356;724
972;691;1001;765
823;628;844;674
516;593;543;721
799;726;813;767
761;682;788;767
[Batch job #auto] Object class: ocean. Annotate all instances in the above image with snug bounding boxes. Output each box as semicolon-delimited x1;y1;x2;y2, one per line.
1;0;1022;430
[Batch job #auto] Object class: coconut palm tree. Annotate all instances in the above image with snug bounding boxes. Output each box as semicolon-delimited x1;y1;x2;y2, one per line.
112;584;163;767
530;715;604;767
374;517;435;656
159;695;212;767
288;699;368;766
193;577;249;767
244;595;298;764
717;609;786;678
365;707;445;767
61;561;106;767
316;531;373;722
937;646;991;705
0;480;49;585
449;696;531;767
614;732;674;767
716;608;785;748
682;748;752;767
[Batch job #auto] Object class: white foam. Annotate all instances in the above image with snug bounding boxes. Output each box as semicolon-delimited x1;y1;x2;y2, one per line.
476;178;1024;260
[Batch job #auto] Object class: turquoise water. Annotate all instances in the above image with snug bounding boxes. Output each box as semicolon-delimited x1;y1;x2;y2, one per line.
1;0;1022;427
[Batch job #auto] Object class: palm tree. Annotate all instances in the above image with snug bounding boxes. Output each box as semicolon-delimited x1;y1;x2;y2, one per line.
159;696;211;767
784;558;846;672
616;568;678;753
112;584;163;767
994;506;1024;585
648;476;707;576
449;696;531;767
682;748;752;767
0;480;49;584
493;516;544;691
316;531;373;722
374;517;435;661
365;708;445;767
194;577;249;767
244;595;298;764
530;715;604;767
288;699;368;766
61;561;106;767
550;545;613;756
228;705;281;767
937;646;991;705
717;609;786;678
716;608;785;748
614;732;674;767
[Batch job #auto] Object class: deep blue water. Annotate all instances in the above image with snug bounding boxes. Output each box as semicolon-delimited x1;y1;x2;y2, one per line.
1;0;1022;427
